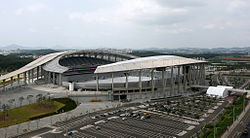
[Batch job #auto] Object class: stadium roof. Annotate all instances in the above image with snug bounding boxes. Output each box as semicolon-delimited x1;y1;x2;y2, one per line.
42;50;137;73
95;55;207;74
0;51;66;81
42;55;69;73
0;50;137;80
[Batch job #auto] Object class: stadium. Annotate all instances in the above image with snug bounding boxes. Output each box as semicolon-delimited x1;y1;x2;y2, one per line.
2;50;250;138
0;50;207;101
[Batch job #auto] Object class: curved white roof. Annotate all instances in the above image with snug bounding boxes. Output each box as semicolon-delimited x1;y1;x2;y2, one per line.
42;55;69;73
0;50;137;81
42;50;137;73
95;55;207;73
206;86;233;98
0;51;66;80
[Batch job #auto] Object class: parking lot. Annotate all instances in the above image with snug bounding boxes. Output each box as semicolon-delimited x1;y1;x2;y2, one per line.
16;94;226;138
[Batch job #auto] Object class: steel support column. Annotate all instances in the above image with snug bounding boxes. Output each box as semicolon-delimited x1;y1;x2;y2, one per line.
178;66;181;95
28;70;31;84
170;66;174;96
58;73;62;86
53;72;56;84
48;71;51;83
17;74;20;85
31;69;34;83
43;68;46;79
125;72;128;93
192;65;195;85
183;66;187;92
162;68;165;97
195;65;199;85
198;64;202;85
37;66;39;80
41;67;43;79
139;70;142;93
188;66;191;86
96;74;99;91
10;77;13;86
111;73;114;91
24;72;27;85
202;64;206;85
3;79;5;91
57;73;59;85
197;65;201;85
151;69;155;98
193;65;196;85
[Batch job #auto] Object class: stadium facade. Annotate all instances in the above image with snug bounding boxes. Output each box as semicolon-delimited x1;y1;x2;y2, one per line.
0;50;207;101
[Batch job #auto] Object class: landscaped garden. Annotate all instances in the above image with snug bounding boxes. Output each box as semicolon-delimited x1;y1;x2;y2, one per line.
0;98;77;128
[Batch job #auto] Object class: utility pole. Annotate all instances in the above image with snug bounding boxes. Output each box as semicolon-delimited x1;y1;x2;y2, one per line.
214;123;216;138
233;105;235;122
243;95;245;111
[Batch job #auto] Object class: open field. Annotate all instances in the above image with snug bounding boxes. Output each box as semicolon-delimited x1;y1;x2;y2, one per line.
0;100;64;128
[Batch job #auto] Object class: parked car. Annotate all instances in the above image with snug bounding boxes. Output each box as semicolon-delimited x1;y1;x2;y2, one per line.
122;117;127;121
96;126;101;130
67;131;73;135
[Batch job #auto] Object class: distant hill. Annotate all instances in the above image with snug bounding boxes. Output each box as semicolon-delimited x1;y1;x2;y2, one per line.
142;47;250;54
0;44;29;50
18;49;59;56
0;44;69;50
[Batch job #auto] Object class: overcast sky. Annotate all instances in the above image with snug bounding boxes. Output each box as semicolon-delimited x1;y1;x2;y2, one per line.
0;0;250;49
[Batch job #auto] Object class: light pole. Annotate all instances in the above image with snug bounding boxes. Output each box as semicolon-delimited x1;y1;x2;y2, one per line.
213;123;216;138
36;119;40;129
233;105;235;122
4;127;7;138
17;124;20;134
243;94;245;111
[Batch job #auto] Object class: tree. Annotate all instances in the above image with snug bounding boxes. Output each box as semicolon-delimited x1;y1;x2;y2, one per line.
19;96;24;106
27;95;33;104
36;94;43;103
2;104;10;121
2;104;7;120
47;92;50;100
42;96;46;101
8;99;15;108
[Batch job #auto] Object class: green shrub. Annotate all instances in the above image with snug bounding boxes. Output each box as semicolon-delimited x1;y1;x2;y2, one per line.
53;98;77;112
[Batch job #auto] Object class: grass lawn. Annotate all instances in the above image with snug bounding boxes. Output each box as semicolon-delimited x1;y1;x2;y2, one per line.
0;100;64;128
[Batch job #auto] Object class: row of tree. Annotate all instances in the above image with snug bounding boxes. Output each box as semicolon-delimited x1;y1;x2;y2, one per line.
0;93;52;121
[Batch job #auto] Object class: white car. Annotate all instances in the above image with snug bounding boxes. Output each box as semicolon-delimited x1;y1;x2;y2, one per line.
122;117;127;121
120;113;126;117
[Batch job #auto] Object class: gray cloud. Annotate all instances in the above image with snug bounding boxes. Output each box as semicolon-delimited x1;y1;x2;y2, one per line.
0;0;250;49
